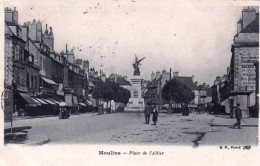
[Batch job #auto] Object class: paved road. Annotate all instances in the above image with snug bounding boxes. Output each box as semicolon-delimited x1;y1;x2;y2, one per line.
4;112;258;146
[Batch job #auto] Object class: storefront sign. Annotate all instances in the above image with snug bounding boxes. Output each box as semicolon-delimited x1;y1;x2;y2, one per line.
235;53;258;91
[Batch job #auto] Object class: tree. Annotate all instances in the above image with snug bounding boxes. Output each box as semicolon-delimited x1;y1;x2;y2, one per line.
116;86;131;104
162;79;195;105
92;79;104;100
93;80;131;112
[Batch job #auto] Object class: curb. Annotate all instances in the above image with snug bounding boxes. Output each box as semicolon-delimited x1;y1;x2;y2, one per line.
26;137;50;146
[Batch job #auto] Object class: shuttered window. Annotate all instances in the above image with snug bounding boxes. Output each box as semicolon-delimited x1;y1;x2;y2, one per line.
14;45;19;60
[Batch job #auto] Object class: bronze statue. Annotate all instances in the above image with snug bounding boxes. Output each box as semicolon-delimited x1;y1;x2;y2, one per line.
133;55;145;76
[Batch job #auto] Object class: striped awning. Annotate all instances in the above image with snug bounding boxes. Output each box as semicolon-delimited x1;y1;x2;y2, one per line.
31;97;41;106
49;98;67;107
42;98;58;105
79;102;87;106
18;92;37;107
34;98;48;105
85;100;93;106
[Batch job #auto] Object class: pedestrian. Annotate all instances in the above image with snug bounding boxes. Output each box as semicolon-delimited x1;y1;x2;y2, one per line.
144;103;151;124
233;103;242;129
182;104;189;116
152;104;159;125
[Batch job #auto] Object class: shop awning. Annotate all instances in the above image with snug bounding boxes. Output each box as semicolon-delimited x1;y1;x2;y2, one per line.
42;98;58;105
31;97;41;106
34;98;48;105
85;100;93;106
48;98;60;104
18;92;37;107
73;96;78;105
221;99;229;106
59;101;67;107
79;102;87;106
41;76;58;86
49;98;67;107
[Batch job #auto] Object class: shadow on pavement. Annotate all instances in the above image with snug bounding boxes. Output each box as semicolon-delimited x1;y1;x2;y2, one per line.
210;124;258;127
183;131;206;147
4;126;32;145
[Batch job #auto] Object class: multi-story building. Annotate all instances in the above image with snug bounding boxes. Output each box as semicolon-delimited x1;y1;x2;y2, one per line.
229;7;259;117
107;74;131;91
4;7;39;115
144;69;170;106
4;7;91;116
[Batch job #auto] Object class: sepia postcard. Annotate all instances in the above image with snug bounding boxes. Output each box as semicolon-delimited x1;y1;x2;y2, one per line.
0;0;259;166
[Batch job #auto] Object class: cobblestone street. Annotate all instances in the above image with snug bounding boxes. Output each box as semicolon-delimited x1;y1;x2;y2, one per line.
4;112;258;146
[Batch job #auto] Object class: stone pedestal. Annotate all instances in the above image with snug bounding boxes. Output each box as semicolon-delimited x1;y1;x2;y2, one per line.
126;75;144;112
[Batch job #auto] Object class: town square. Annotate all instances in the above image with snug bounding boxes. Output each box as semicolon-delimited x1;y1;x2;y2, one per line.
3;3;259;146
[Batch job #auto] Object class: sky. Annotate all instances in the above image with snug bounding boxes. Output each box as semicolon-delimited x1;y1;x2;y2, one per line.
4;0;248;85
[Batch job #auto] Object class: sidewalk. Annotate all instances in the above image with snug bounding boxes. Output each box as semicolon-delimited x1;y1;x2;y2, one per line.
200;115;259;146
4;127;50;146
4;112;98;145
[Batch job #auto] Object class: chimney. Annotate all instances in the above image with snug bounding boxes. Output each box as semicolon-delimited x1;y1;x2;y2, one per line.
195;81;198;87
151;72;155;81
115;74;118;83
162;69;166;75
13;7;18;24
66;44;68;53
237;19;242;33
156;71;161;80
192;75;195;82
242;7;256;30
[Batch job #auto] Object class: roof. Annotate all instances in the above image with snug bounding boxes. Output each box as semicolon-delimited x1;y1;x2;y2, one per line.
117;77;130;86
174;76;198;90
241;13;259;33
147;76;162;88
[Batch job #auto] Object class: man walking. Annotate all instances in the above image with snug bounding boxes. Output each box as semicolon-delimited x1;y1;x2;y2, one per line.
144;103;151;124
233;103;242;129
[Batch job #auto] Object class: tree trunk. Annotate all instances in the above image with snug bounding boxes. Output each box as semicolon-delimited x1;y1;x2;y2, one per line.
110;101;112;114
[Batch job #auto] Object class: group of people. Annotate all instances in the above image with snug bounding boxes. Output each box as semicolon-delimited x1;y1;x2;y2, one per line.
144;104;159;125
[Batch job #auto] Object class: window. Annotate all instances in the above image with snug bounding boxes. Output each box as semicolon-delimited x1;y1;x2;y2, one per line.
35;76;37;88
42;57;46;71
14;45;19;60
29;55;33;63
19;71;23;85
26;73;29;88
31;75;33;89
19;48;24;62
39;56;42;70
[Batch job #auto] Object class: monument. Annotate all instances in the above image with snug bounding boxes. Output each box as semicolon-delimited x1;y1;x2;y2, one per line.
126;56;145;112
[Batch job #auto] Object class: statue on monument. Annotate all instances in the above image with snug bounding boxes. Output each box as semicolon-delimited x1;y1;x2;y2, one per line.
133;55;145;76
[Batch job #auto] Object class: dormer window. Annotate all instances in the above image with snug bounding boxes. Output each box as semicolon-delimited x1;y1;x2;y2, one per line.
29;55;33;63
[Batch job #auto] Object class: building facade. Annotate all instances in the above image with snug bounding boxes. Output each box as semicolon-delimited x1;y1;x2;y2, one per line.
229;7;259;117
